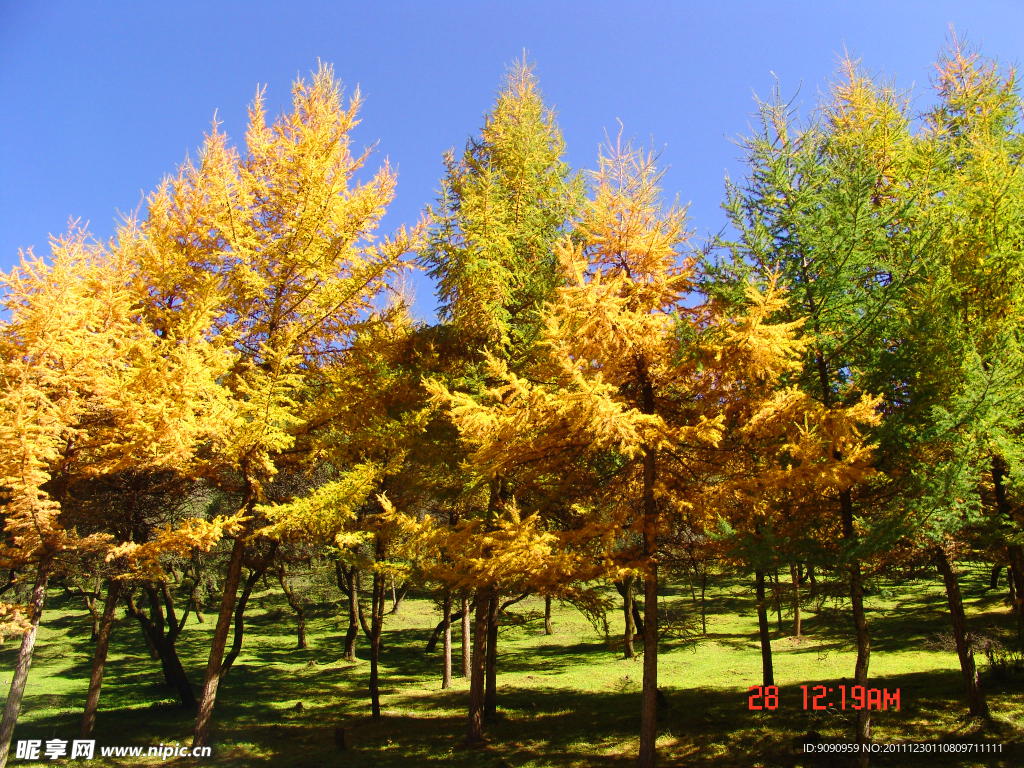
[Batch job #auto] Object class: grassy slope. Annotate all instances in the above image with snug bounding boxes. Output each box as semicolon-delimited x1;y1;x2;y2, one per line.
3;567;1023;767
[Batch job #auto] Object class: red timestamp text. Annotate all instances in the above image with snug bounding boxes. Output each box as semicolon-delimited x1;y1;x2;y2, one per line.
747;685;900;711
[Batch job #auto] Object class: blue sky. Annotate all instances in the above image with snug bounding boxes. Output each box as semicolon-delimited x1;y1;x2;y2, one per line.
2;1;1022;320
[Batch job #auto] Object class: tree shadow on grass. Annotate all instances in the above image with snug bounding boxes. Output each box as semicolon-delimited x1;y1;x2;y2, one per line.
246;671;1023;768
15;635;1024;767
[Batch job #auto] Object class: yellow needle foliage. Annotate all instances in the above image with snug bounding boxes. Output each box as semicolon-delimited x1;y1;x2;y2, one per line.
428;137;833;767
0;230;232;561
381;493;580;596
0;224;239;646
0;603;31;644
426;133;887;633
133;63;418;502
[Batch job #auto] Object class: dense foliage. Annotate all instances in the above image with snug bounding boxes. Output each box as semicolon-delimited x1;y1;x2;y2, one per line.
2;42;1024;768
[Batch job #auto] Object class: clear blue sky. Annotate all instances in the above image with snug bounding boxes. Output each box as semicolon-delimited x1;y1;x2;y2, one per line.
2;1;1022;320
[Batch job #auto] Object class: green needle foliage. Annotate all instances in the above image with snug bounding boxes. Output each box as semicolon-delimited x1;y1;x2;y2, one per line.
420;58;583;359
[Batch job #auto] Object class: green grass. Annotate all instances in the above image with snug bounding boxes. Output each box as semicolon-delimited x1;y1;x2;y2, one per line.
4;566;1023;767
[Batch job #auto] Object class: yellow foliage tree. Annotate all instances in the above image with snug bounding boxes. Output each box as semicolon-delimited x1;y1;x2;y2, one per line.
0;228;235;767
121;65;419;746
431;139;823;766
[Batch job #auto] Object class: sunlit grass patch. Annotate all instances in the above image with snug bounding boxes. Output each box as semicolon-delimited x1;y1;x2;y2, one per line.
3;566;1023;766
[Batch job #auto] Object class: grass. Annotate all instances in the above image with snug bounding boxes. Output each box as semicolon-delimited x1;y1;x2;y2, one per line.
3;565;1023;767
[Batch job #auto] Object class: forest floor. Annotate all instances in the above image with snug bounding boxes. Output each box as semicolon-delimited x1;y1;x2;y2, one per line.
3;566;1024;767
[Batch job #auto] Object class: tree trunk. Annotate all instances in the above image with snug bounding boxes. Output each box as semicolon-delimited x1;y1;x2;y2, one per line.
295;609;307;650
989;563;1001;591
639;563;659;768
467;588;488;746
220;568;262;680
1009;547;1024;647
755;569;775;687
132;597;160;661
369;566;384;718
277;567;307;650
790;563;802;639
544;595;553;635
461;594;471;678
638;437;659;768
0;565;48;768
344;566;359;662
484;587;498;718
156;634;196;708
441;591;452;689
128;584;195;709
617;577;636;658
189;553;206;624
772;569;783;631
193;516;251;748
388;580;411;615
80;589;101;641
427;609;460;652
700;572;708;635
358;598;374;639
992;458;1024;647
633;603;645;636
81;580;122;738
429;592;524;653
934;547;989;718
0;569;15;598
840;489;871;764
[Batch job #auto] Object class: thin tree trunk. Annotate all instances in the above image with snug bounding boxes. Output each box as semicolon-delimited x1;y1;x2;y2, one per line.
635;361;661;768
994;456;1024;646
0;565;48;768
544;595;553;635
755;569;775;687
772;569;783;631
0;569;15;598
388;580;411;615
639;563;658;768
700;571;708;635
840;489;871;765
428;592;523;652
189;552;206;624
989;564;1001;591
617;577;636;658
344;566;359;661
790;563;802;639
816;350;870;763
441;591;452;689
220;568;262;680
934;547;989;718
131;594;159;661
467;588;488;746
369;566;384;718
83;591;100;641
358;598;373;639
426;610;460;652
193;514;252;748
638;436;659;768
484;587;498;718
1009;547;1024;647
81;580;122;738
277;567;307;650
461;594;471;678
806;564;817;601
